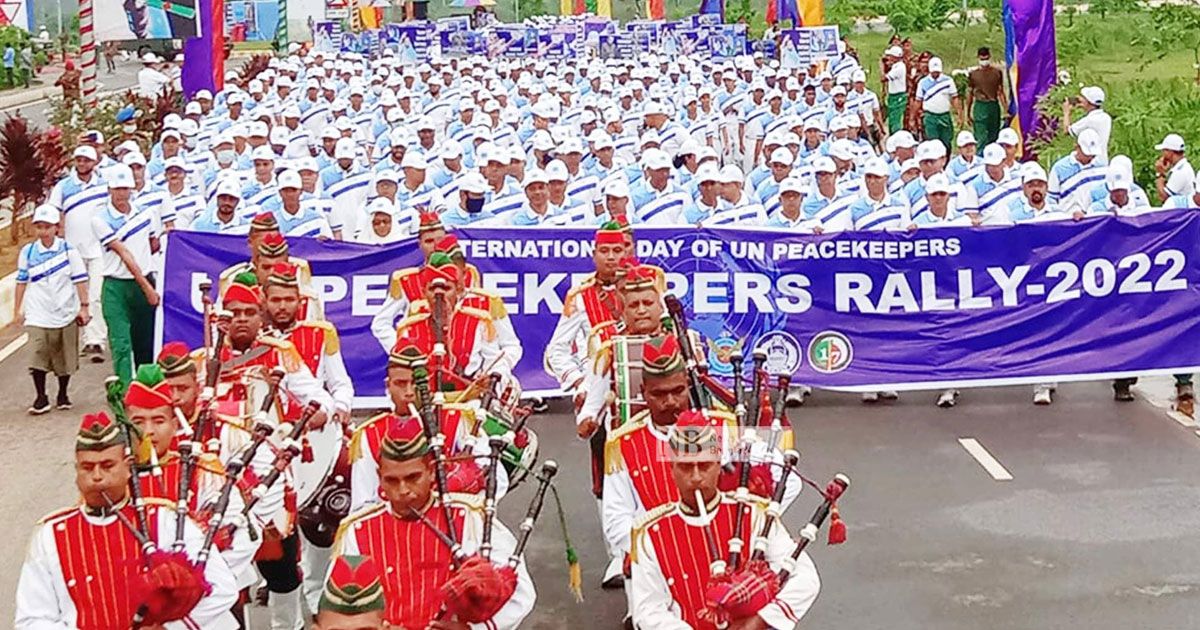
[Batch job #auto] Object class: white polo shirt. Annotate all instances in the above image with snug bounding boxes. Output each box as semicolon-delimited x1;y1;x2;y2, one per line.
92;201;161;280
16;237;87;328
1166;157;1196;199
886;62;907;95
917;74;957;114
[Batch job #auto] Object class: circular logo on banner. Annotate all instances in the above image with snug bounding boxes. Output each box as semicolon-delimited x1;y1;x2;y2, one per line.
807;331;854;374
757;331;803;376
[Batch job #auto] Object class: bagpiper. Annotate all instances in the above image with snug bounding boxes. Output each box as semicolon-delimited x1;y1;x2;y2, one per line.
15;412;240;629
314;555;389;630
334;414;536;630
348;338;506;513
629;411;822;630
218;223;322;322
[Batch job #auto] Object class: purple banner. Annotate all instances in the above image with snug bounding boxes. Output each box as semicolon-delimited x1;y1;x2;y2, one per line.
1004;0;1057;142
163;212;1200;406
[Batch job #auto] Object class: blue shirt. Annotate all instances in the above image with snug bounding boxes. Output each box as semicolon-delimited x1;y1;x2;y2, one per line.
3;47;14;68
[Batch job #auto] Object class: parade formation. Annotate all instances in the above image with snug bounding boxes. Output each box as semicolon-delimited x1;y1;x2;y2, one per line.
8;5;1200;628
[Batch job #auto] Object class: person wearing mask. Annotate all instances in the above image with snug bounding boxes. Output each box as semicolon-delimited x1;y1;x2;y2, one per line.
441;172;494;227
965;47;1007;147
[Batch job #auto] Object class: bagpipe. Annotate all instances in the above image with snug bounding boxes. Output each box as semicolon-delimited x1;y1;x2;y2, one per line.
410;359;582;622
103;377;209;629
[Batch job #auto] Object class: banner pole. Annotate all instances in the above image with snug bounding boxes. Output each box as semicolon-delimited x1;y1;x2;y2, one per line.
276;0;289;51
79;0;97;111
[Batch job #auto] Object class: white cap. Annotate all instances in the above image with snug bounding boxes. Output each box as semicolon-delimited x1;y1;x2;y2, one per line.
416;116;436;131
334;138;357;160
925;173;952;195
375;169;400;184
982;143;1007;166
545;160;569;182
277;169;302;190
558;137;585;155
642;148;671;170
161;129;181;141
1155;133;1186;153
769;147;794;165
1022;163;1049;184
122;152;147;167
885;46;903;57
812;156;837;174
830;86;847;97
106;164;134;189
295;157;319;173
1105;167;1131;192
459;172;489;194
829;116;850;133
803;118;827;133
695;164;721;183
32;204;60;224
401;152;427;170
997;128;1020;146
830;140;856;162
779;176;806;195
603;178;630;198
956;131;977;147
863;157;890;178
507;145;526;163
642;100;667;117
441;141;463;160
184;102;202;116
73;145;98;161
917;140;947;162
1081;86;1105;106
719;165;744;184
900;158;920;173
215;178;242;200
164;156;189;172
524;169;549;187
248;121;269;137
890;130;918;150
928;57;943;73
367;197;395;216
251;145;276;162
1077;128;1102;156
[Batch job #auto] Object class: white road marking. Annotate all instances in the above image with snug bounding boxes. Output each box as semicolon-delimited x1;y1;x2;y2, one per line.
1168;411;1197;428
958;438;1013;481
0;333;27;364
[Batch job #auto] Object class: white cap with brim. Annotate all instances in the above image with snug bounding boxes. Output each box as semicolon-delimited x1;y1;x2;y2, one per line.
401;152;427;170
524;169;550;187
603;178;630;199
719;165;744;184
956;131;977;147
890;130;917;150
779;177;806;195
73;146;98;161
1022;163;1049;184
916;140;947;162
770;147;794;165
459;172;489;194
122;152;147;167
982;144;1007;166
928;57;944;73
900;158;920;173
997;128;1020;146
335;138;357;160
215;178;242;199
1155;133;1186;153
863;158;890;178
1105;169;1131;192
1081;86;1105;106
812;157;837;174
32;204;60;224
367;197;395;216
925;173;952;195
375;169;400;184
1077;128;1102;156
277;169;302;190
642;148;671;170
107;165;135;189
885;46;903;57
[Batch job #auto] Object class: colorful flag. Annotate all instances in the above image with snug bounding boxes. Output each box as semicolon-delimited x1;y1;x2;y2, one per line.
181;0;224;97
647;0;664;20
768;0;817;26
595;0;611;16
1004;0;1057;146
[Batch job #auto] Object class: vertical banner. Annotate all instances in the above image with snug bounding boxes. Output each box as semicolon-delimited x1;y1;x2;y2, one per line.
1003;0;1057;146
779;25;840;69
182;0;224;96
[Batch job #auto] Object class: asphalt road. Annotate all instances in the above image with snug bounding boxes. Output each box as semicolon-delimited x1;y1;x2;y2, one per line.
0;61;142;129
1;327;1199;629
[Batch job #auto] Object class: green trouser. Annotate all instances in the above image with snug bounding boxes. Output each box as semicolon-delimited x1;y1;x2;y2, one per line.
102;277;156;385
886;93;907;134
923;111;954;154
973;100;1002;147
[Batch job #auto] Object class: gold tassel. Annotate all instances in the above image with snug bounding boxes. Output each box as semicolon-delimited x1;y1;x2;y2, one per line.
488;294;509;320
604;435;624;474
567;550;583;603
136;434;155;466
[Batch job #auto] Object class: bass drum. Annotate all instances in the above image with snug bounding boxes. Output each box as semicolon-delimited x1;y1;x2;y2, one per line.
292;422;348;547
298;439;351;548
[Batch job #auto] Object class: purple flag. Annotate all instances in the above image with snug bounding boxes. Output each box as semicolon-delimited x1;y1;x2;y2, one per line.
699;0;723;19
1004;0;1057;144
181;0;222;97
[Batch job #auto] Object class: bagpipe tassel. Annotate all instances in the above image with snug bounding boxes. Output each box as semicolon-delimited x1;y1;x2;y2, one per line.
827;505;846;545
551;485;585;602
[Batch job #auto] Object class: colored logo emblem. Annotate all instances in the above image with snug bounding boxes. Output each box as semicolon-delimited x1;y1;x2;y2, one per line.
757;331;803;376
807;331;853;374
705;331;745;378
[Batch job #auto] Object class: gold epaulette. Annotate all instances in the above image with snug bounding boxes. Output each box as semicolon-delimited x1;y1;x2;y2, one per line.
197;452;226;477
561;275;597;318
258;336;302;373
604;410;650;475
388;267;420;300
393;311;431;336
333;503;387;553
441;402;479;432
303;320;341;355
465;263;482;288
591;338;615;375
463;288;510;321
629;502;678;565
348;412;392;463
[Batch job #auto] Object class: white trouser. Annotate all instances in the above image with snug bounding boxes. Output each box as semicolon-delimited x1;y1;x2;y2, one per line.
82;256;107;347
270;587;303;630
301;535;334;616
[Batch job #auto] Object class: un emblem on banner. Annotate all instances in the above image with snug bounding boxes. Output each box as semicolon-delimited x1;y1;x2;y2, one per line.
757;331;803;375
807;331;853;374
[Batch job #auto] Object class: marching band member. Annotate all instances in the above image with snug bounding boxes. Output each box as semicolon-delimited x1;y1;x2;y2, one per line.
349;339;506;513
15;412;240;629
629;412;821;630
334;415;536;630
314;555;389;630
123;364;261;596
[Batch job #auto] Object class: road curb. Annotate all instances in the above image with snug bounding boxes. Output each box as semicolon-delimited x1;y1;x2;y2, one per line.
0;271;17;329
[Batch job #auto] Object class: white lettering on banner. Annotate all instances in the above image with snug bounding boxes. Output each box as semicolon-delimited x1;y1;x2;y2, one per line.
647;239;686;259
483;273;520;311
777;275;814;313
734;274;774;312
694;273;729;313
313;276;348;304
525;273;567;314
830;249;1190;313
352;275;389;316
770;237;962;261
190;272;212;314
